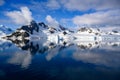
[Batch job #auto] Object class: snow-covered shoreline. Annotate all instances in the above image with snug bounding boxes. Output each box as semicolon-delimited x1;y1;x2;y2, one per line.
0;21;120;44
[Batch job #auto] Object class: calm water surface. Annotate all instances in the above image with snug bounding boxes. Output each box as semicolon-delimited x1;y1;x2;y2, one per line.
0;39;120;80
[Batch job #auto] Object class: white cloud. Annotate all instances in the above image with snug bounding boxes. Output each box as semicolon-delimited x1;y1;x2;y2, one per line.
10;0;120;12
60;0;120;11
46;0;60;10
73;9;120;26
0;0;5;6
46;15;59;28
6;7;33;25
11;0;120;13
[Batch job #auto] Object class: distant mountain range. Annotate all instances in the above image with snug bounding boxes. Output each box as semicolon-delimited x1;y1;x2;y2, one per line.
0;25;13;38
0;25;13;34
0;21;120;55
0;20;120;43
4;20;74;41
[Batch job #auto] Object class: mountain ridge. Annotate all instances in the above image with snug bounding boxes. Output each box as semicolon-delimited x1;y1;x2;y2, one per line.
0;20;120;43
0;25;14;39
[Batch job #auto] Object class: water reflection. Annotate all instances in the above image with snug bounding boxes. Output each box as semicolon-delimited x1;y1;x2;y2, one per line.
0;38;120;80
73;49;120;68
0;38;119;69
0;40;13;51
7;51;32;68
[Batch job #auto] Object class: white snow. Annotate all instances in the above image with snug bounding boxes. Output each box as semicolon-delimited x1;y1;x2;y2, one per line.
27;27;120;45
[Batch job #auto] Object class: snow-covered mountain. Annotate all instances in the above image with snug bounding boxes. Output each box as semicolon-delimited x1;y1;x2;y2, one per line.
106;31;120;35
6;20;73;41
0;25;13;34
1;20;120;55
4;20;120;43
77;27;101;35
0;25;13;38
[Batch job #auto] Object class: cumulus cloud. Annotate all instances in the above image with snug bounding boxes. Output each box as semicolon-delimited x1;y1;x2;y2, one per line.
73;9;120;26
46;15;59;28
46;0;60;10
6;7;33;25
0;0;5;6
61;0;120;11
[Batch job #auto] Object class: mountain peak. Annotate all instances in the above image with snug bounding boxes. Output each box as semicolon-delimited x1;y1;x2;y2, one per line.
0;25;13;34
3;20;120;42
30;20;37;25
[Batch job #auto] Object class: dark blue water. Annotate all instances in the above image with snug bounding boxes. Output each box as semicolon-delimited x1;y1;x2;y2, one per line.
0;40;120;80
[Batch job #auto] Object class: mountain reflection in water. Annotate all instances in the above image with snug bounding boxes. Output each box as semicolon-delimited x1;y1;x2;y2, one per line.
0;39;120;80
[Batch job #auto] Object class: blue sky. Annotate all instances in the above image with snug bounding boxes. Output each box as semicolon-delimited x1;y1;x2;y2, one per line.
0;0;120;31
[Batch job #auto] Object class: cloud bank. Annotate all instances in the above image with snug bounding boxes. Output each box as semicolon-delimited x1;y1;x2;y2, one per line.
6;7;33;25
3;0;120;30
24;0;120;12
61;0;120;11
73;9;120;26
44;0;120;29
41;0;120;11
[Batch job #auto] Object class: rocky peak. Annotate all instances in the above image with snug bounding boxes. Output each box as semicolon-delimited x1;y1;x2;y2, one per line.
38;22;48;29
20;20;39;34
59;25;66;31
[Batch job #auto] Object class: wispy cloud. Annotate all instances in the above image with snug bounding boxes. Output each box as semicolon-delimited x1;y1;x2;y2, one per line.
60;0;120;11
29;0;120;11
46;0;61;10
0;0;5;6
5;6;33;25
73;9;120;26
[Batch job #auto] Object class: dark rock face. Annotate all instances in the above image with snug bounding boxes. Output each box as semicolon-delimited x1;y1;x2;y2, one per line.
5;20;74;41
8;20;49;38
49;27;57;34
21;26;30;33
59;25;66;30
6;20;40;39
21;20;39;34
112;31;118;33
7;31;29;40
23;32;30;37
38;22;48;29
59;25;74;33
78;27;92;32
63;31;67;35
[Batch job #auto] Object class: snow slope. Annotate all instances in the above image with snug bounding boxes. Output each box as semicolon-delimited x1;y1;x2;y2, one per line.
0;25;13;39
4;20;120;44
